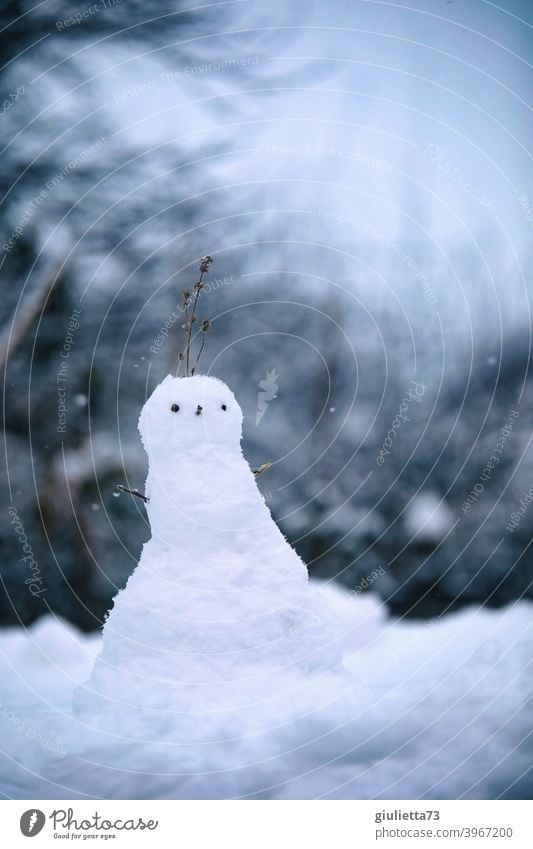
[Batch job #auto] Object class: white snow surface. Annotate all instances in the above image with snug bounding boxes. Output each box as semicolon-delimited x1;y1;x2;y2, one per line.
0;377;531;800
1;597;531;800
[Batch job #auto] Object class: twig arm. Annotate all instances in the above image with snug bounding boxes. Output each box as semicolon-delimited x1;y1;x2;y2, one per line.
116;485;150;503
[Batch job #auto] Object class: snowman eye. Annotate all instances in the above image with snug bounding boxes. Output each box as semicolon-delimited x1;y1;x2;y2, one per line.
221;404;227;411
171;404;180;412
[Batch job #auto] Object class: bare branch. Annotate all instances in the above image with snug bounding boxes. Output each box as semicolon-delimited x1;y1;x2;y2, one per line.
253;463;272;478
0;255;67;373
116;485;150;503
182;255;213;375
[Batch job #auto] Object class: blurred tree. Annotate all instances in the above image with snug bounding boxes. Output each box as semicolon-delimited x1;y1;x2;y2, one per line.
0;0;208;628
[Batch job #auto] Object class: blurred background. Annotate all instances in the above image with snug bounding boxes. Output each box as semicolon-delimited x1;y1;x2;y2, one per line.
1;0;531;631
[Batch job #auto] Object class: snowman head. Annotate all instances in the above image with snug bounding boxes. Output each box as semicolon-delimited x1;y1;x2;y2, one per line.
138;374;243;458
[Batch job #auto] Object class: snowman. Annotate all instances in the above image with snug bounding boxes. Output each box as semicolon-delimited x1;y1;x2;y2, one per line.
74;259;345;741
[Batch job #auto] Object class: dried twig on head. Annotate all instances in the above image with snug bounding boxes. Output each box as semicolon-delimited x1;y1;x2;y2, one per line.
192;319;211;375
180;255;213;376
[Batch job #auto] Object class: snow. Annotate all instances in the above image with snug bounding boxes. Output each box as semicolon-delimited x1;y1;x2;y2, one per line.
0;598;531;799
309;580;386;654
0;376;531;800
0;616;100;708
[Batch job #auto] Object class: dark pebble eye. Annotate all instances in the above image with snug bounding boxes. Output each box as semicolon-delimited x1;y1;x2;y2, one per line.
221;404;227;411
171;403;179;412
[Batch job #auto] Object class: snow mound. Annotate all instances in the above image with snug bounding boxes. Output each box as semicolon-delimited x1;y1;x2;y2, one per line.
0;615;100;707
0;596;530;800
309;580;386;653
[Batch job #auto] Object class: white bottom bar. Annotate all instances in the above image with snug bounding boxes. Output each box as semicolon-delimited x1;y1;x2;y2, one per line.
1;800;531;848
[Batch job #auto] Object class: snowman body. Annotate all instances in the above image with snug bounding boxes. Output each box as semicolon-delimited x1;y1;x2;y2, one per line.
76;376;342;726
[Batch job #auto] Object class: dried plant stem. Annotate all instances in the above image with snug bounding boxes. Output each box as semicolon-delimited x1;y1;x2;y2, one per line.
191;335;205;375
183;256;213;375
191;320;210;375
185;275;203;374
183;299;191;374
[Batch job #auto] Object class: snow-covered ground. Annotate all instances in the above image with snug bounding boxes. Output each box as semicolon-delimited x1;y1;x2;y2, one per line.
0;589;531;800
